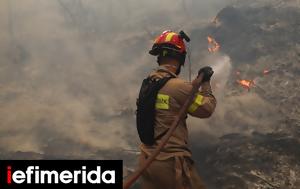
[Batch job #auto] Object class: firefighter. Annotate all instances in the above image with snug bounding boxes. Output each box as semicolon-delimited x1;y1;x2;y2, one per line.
139;30;217;189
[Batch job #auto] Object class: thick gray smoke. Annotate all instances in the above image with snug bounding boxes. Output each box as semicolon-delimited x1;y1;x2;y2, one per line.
188;53;280;148
0;0;294;159
0;0;235;157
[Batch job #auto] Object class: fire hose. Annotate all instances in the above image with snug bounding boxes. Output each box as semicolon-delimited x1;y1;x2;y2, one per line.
123;73;204;189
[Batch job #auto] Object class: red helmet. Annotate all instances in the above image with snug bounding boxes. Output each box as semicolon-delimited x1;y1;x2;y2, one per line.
149;30;190;65
149;30;186;55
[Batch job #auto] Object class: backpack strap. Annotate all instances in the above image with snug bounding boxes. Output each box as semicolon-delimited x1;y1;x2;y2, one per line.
136;73;174;146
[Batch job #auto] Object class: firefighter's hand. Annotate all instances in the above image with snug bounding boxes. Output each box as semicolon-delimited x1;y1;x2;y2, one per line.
198;66;214;82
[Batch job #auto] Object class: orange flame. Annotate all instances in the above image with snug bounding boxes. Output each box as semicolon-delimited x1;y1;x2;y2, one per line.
263;69;270;75
207;36;220;53
237;79;255;91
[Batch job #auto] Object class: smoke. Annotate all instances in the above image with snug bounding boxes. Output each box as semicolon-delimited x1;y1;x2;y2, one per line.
209;54;232;98
0;0;235;157
0;0;286;159
188;53;279;144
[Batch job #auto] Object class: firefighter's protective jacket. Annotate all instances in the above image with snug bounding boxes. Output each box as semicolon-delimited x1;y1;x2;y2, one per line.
140;65;217;160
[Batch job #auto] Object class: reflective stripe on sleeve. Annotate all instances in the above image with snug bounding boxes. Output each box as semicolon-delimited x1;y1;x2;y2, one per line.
155;94;170;110
188;94;204;113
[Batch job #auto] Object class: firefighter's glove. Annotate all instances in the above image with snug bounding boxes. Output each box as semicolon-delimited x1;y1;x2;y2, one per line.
198;66;214;82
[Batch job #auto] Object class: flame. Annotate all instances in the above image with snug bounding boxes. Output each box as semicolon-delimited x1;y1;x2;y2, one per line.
237;79;255;91
263;69;270;75
207;36;220;53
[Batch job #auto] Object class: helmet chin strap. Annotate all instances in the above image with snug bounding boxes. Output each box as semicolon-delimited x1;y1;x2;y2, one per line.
175;66;181;75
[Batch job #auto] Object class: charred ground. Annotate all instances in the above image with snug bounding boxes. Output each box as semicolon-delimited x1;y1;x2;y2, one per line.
190;2;300;188
0;1;299;189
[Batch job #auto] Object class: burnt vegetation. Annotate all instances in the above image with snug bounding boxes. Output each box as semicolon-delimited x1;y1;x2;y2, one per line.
0;0;299;188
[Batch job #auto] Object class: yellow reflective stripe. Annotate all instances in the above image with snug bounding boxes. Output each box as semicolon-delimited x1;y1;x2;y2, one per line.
165;32;176;42
155;94;170;110
188;94;204;113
